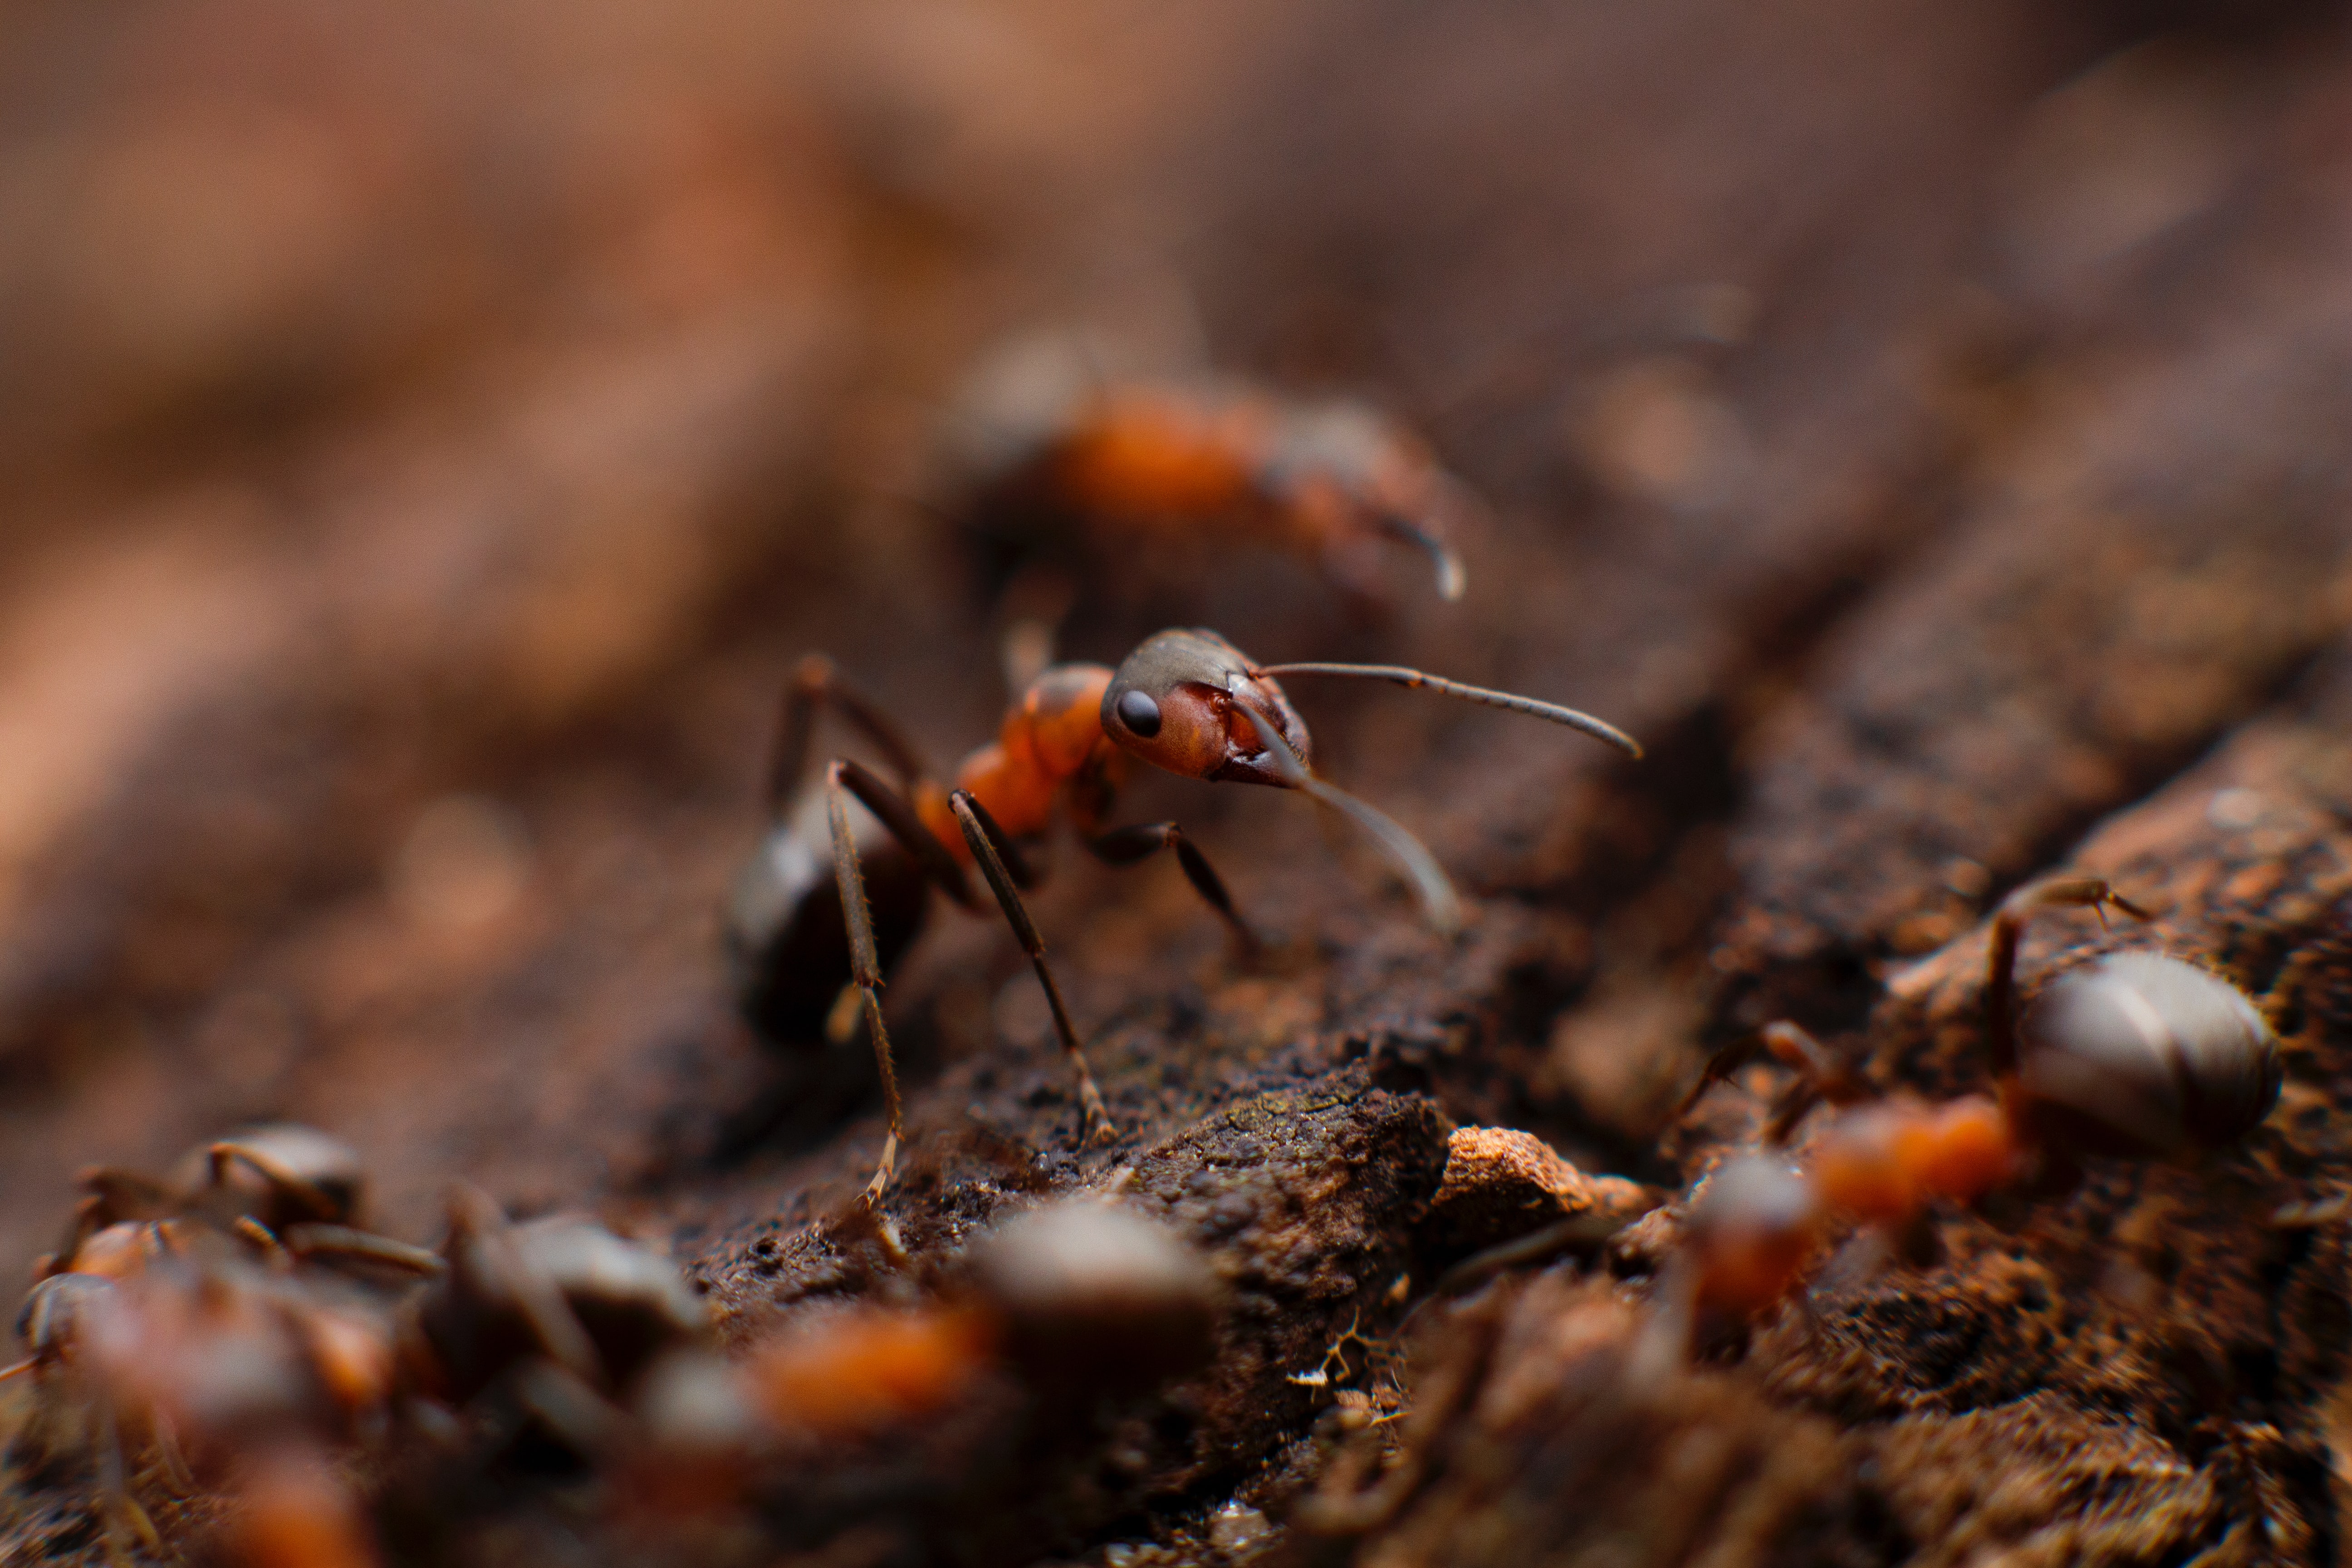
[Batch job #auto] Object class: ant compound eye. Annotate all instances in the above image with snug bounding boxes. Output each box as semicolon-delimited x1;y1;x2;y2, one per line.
1116;689;1163;737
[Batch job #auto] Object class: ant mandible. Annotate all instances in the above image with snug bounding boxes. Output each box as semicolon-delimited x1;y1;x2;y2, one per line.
1666;874;2282;1335
730;627;1640;1205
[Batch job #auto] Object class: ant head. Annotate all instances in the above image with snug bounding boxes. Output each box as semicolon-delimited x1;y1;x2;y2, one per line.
1100;629;1310;788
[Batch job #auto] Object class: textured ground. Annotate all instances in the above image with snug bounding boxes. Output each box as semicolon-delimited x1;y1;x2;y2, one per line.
3;0;2352;1563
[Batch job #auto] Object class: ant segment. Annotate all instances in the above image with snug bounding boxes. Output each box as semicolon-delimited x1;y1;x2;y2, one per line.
41;1123;443;1283
1663;875;2283;1343
8;1232;411;1566
947;335;1475;624
748;1200;1218;1443
730;629;1639;1205
402;1186;711;1459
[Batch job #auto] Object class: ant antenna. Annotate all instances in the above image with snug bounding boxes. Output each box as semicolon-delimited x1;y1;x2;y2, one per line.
1242;707;1463;935
1369;510;1468;601
1250;662;1640;757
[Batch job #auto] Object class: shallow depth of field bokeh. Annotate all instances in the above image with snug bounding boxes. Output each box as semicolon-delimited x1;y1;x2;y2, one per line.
6;1;2352;1563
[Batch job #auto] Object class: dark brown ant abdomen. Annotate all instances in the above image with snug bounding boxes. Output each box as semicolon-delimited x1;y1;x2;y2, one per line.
2017;951;2282;1160
726;799;928;1047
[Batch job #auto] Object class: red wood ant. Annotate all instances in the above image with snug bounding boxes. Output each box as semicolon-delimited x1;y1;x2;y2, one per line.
401;1186;712;1462
746;1200;1219;1441
1664;874;2282;1337
947;336;1474;620
38;1123;441;1283
6;1232;409;1565
729;628;1640;1204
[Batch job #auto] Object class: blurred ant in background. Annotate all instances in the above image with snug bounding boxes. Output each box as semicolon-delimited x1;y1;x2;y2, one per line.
939;330;1476;693
1659;874;2282;1346
745;1199;1220;1442
729;626;1640;1203
38;1123;441;1283
5;1128;436;1568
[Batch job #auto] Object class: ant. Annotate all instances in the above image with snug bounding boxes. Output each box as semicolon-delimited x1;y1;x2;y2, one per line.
1662;874;2283;1340
39;1122;441;1282
747;1200;1220;1443
946;335;1475;634
401;1186;711;1460
729;627;1640;1203
6;1231;409;1566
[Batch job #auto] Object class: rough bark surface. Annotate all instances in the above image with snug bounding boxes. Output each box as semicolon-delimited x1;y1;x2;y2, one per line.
3;0;2352;1564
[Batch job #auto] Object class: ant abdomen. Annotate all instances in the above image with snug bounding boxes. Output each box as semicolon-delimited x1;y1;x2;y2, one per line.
2017;951;2282;1160
727;796;927;1048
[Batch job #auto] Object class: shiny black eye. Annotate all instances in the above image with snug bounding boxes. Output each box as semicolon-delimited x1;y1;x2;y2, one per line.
1116;689;1163;737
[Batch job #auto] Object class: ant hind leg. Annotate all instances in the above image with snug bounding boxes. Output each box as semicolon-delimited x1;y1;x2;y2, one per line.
828;769;913;1205
949;793;1114;1146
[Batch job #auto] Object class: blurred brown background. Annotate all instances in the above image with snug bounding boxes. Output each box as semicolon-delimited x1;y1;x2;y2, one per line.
6;0;2352;1559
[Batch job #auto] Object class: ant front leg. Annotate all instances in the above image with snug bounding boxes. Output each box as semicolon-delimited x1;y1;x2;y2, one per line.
443;1186;604;1386
1083;823;1259;957
949;793;1114;1146
1983;874;2152;1078
280;1223;447;1276
1676;1022;1874;1145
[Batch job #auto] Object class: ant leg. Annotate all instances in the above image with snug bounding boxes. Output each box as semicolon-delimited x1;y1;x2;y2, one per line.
95;1398;162;1564
231;1217;295;1269
829;769;910;1205
40;1196;114;1279
443;1186;603;1385
147;1411;196;1494
1675;1038;1767;1122
1984;875;2152;1076
820;758;1000;1205
209;1142;344;1223
949;792;1113;1145
280;1223;446;1276
510;1360;629;1459
1083;823;1258;955
75;1169;172;1224
1367;502;1467;602
995;565;1078;697
830;760;981;909
768;656;935;811
1674;1022;1873;1143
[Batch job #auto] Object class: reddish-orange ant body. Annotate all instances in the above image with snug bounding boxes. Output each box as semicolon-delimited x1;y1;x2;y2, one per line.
729;627;1639;1202
1666;875;2282;1336
947;335;1473;621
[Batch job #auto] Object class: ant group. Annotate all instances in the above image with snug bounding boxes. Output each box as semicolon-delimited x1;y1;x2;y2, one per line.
729;627;1641;1203
5;1106;1237;1567
1661;874;2282;1339
5;1124;437;1565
